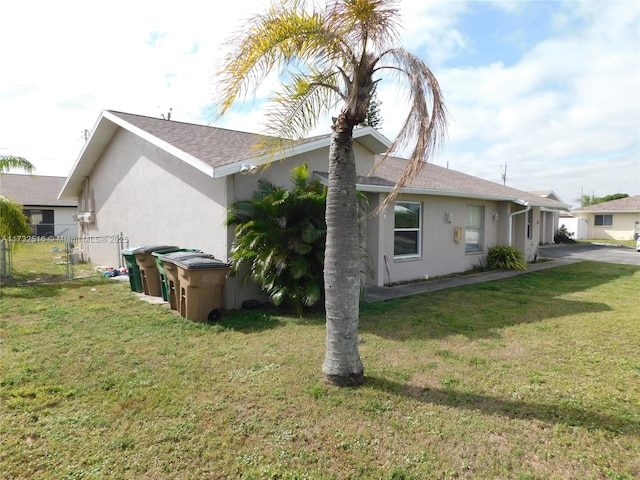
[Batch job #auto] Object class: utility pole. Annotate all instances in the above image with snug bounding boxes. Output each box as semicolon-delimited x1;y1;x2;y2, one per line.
501;163;507;185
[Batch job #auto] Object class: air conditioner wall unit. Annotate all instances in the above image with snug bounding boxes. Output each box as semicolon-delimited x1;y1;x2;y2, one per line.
73;212;95;223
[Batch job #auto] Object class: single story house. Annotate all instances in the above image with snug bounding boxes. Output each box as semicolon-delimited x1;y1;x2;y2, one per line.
58;110;569;309
0;174;78;238
572;195;640;241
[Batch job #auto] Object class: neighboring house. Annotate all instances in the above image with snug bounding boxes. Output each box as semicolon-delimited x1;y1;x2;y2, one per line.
531;191;567;244
59;110;569;309
0;174;78;238
573;195;640;241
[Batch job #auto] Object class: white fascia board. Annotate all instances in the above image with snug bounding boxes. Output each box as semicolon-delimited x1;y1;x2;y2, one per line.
352;126;393;152
58;112;107;199
541;206;571;213
102;111;215;178
213;128;392;178
213;137;334;178
354;183;527;204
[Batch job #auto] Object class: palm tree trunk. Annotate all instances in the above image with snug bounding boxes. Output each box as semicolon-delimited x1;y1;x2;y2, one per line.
322;120;364;386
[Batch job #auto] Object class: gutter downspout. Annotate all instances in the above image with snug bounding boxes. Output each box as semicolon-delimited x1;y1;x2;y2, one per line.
508;200;530;247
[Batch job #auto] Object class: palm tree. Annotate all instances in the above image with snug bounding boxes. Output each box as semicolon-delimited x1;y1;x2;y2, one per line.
0;155;35;174
215;0;447;386
0;156;34;238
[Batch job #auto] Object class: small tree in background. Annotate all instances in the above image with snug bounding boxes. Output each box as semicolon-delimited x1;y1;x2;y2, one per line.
0;196;30;238
554;225;576;244
0;156;34;238
0;155;35;174
360;87;383;129
226;164;327;315
579;193;628;207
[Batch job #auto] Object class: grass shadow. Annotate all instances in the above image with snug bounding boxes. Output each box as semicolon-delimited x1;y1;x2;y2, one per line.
217;309;287;332
366;375;639;436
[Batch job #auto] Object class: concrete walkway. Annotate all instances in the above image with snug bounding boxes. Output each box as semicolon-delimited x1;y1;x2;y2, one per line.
364;242;640;303
364;256;577;303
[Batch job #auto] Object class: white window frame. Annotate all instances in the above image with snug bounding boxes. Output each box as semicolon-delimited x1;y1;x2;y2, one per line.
394;201;421;258
465;205;484;253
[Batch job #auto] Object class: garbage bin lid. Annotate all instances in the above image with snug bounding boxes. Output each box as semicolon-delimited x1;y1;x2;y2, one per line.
173;255;231;270
129;245;178;255
156;251;213;264
122;246;146;255
152;248;202;258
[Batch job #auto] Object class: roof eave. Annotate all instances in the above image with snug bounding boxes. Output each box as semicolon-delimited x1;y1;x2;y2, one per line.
212;126;392;178
573;209;640;214
58;110;215;199
355;184;570;210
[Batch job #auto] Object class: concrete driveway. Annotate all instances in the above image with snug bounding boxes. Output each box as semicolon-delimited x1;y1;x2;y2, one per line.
539;243;640;266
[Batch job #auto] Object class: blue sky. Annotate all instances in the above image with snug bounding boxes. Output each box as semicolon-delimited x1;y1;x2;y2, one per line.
445;2;559;68
1;0;638;207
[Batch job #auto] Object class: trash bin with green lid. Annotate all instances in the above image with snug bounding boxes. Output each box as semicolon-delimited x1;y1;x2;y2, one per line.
131;245;177;297
121;247;144;293
174;256;231;322
152;248;202;302
155;251;214;311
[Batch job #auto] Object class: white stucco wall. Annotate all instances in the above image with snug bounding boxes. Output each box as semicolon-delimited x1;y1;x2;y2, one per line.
580;212;640;240
510;206;542;262
80;128;228;266
367;194;503;286
53;207;78;238
539;211;557;244
80;129;379;310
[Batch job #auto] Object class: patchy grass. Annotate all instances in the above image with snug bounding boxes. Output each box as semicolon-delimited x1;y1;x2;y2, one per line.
1;262;639;479
4;240;98;285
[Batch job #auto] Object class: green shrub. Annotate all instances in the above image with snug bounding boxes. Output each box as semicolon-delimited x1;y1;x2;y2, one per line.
226;164;326;315
554;224;576;244
487;245;527;270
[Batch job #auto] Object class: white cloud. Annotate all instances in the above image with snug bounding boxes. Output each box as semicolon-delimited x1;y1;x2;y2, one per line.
0;0;637;209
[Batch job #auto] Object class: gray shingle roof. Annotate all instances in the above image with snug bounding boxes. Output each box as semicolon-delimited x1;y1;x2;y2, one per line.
1;174;77;207
108;111;272;167
573;194;640;213
355;156;570;209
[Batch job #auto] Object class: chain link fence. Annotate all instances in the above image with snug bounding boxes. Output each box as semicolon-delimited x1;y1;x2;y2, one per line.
0;233;127;286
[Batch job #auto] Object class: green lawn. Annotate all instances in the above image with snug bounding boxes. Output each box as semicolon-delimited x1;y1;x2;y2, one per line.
578;239;637;248
1;262;639;479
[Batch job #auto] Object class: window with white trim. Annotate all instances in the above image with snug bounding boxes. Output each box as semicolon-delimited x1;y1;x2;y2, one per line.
527;209;533;239
465;205;484;252
594;214;613;226
394;201;421;257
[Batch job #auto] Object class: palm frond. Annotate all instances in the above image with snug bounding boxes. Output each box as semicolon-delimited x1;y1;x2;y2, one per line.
0;156;35;174
214;1;331;119
372;47;448;207
265;71;343;139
